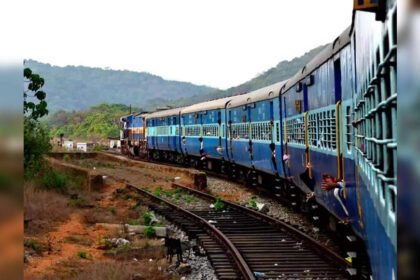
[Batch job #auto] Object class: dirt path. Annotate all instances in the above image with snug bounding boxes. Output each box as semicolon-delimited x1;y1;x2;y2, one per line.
24;211;111;279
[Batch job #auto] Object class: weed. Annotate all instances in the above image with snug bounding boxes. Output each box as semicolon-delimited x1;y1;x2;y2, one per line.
248;197;258;209
154;187;162;197
143;212;152;225
123;193;130;200
184;195;194;204
214;197;224;211
24;239;43;254
77;251;88;259
109;206;117;215
41;169;67;192
144;225;156;238
63;154;70;161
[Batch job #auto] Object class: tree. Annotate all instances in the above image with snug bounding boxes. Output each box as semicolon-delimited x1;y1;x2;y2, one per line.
24;67;51;175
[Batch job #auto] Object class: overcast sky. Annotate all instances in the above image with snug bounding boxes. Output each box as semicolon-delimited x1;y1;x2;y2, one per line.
3;0;352;89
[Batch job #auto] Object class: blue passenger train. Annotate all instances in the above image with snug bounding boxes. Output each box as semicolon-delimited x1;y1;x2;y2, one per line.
120;1;396;279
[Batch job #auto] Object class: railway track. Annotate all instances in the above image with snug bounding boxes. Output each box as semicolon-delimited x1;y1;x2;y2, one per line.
127;182;350;280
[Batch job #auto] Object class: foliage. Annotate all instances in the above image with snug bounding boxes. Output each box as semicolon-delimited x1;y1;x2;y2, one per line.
40;169;67;192
214;197;224;211
144;225;156;238
24;68;48;120
248;197;258;209
143;211;152;225
24;239;43;254
47;103;137;141
24;119;52;176
24;67;52;176
77;251;88;259
154;187;162;197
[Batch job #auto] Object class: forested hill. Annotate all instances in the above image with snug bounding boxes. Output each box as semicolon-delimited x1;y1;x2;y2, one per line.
47;103;140;141
25;59;218;112
172;44;327;106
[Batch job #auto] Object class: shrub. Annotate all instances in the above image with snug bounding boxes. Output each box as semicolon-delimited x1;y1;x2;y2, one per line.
144;226;156;238
41;169;67;192
248;197;258;209
143;212;152;225
24;239;43;254
63;154;70;161
214;197;224;211
77;251;88;259
154;187;162;197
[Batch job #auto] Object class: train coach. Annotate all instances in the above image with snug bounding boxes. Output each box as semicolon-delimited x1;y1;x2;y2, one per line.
120;1;396;279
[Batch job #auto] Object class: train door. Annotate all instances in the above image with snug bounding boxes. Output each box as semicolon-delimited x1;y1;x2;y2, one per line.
334;57;344;183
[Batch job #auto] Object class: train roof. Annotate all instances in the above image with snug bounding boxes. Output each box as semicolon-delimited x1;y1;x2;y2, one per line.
181;97;232;114
226;80;288;109
281;26;352;94
146;107;185;119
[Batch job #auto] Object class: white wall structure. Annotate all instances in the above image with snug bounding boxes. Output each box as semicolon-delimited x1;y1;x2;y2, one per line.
76;142;87;152
63;140;74;150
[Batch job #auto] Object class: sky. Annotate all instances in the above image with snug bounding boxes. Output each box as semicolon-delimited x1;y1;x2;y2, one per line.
2;0;353;89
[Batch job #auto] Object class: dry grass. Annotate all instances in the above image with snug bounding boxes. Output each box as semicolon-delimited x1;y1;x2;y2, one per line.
39;259;170;280
81;208;120;225
24;185;71;234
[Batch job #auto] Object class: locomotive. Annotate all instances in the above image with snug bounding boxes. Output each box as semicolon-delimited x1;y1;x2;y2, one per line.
120;1;396;279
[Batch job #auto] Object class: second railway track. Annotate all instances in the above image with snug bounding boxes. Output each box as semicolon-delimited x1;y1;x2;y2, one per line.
127;182;351;280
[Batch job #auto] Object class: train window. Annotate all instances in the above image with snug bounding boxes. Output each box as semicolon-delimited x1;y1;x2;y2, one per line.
184;125;201;136
250;122;271;141
345;106;352;151
286;117;304;145
276;122;280;142
316;109;336;150
156;126;170;136
231;123;249;139
308;114;317;147
202;124;218;137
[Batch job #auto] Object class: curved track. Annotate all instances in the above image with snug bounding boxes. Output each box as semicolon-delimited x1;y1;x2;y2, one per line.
128;182;350;279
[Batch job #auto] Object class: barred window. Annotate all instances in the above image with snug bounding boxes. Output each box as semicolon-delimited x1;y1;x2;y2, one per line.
285;117;305;145
318;110;336;150
175;126;180;136
230;123;249;139
308;114;318;147
156;126;170;136
251;122;271;141
345;106;352;151
184;125;201;136
275;122;280;142
203;124;219;137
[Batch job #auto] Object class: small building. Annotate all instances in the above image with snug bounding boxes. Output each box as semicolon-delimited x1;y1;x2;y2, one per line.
76;142;88;152
63;140;74;151
108;137;121;149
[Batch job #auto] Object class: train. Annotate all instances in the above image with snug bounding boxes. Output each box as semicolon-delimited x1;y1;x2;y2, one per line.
120;1;396;279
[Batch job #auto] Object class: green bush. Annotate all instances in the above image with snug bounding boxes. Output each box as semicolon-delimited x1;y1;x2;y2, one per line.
154;187;162;197
144;226;156;238
143;212;152;225
214;197;224;211
248;197;258;209
41;169;67;192
77;251;88;259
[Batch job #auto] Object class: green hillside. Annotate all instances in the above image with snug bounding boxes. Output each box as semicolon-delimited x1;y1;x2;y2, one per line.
47;103;139;141
25;60;218;112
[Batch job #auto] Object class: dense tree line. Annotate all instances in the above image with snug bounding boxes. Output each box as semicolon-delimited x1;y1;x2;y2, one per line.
47;103;141;141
